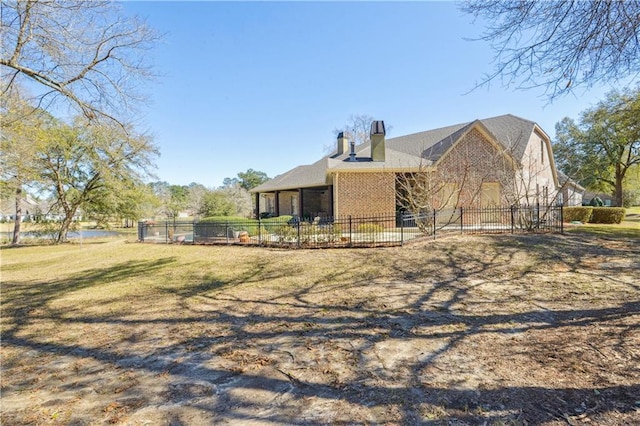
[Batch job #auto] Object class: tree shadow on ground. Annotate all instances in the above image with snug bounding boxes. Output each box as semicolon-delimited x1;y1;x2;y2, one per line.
2;234;639;424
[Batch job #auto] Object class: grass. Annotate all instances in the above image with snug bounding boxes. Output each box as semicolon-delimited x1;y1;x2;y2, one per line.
566;205;640;239
2;232;639;424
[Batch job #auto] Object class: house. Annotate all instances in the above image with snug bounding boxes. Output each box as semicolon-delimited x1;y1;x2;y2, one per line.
0;193;39;221
556;170;585;206
582;190;615;206
250;114;560;220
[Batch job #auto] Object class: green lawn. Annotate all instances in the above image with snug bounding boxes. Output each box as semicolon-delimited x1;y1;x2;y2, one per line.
566;206;640;239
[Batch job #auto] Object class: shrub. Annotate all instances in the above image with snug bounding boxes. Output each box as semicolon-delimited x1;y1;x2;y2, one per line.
563;206;593;223
356;223;385;233
198;215;295;237
589;196;604;207
623;189;640;208
589;207;626;224
273;224;298;243
199;216;247;223
261;215;293;233
198;216;258;236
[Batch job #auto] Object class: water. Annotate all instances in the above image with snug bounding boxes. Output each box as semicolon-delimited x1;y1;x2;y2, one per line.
1;229;124;240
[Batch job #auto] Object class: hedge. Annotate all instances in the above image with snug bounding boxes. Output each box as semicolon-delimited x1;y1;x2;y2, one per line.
199;216;248;224
563;206;626;224
198;215;295;236
563;206;593;223
589;207;626;224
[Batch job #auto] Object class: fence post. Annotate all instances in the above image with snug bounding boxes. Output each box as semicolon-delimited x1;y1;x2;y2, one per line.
460;207;463;234
433;209;437;239
297;218;301;248
165;221;168;244
349;216;352;247
400;213;404;246
560;204;564;234
510;205;515;233
258;217;262;245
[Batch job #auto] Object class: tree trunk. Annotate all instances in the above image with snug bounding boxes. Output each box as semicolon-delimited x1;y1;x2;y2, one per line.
12;187;22;245
614;164;625;207
56;214;75;243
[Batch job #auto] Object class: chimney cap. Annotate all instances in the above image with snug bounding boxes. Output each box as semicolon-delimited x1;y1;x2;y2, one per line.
337;131;346;139
370;120;385;136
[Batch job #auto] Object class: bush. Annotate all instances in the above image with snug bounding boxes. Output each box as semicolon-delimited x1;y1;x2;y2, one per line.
623;189;640;208
563;206;593;223
273;224;298;243
199;216;247;223
589;207;626;224
198;215;295;237
356;223;385;233
261;215;292;233
589;196;604;207
198;216;258;236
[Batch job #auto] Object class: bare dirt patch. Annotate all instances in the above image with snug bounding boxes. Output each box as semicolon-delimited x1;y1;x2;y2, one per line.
1;233;639;425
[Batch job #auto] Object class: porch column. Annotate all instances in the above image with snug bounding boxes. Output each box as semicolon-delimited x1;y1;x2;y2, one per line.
275;191;280;217
328;185;334;217
298;188;304;218
254;193;260;219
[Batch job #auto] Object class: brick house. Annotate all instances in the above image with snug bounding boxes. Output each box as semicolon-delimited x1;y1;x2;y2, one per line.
250;114;561;219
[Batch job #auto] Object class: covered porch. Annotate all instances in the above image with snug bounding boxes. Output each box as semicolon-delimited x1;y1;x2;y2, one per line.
254;186;333;219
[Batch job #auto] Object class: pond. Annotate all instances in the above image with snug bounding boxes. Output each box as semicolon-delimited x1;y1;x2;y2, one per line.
1;229;125;241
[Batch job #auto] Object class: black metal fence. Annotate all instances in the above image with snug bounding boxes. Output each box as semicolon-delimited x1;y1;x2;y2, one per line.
138;205;563;248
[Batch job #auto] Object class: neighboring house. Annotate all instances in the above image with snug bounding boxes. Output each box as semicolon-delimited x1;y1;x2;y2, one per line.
556;170;585;206
250;114;560;219
0;193;39;221
0;195;82;222
582;190;615;206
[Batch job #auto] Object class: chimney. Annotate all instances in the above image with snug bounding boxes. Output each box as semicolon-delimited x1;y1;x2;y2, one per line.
370;120;386;161
336;132;349;155
349;140;357;162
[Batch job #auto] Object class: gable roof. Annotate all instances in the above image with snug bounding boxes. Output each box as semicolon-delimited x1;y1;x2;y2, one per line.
252;114;541;193
556;170;586;191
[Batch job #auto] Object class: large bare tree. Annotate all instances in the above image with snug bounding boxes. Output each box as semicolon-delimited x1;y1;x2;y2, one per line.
1;0;160;125
1;1;159;243
462;1;640;100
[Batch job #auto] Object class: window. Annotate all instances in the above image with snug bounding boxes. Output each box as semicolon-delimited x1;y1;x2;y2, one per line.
540;139;544;164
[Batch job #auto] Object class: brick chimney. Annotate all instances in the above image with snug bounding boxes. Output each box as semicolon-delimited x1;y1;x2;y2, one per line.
370;120;386;161
336;131;349;155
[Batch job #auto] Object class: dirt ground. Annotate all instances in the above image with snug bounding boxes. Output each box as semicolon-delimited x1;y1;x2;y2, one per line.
1;233;639;425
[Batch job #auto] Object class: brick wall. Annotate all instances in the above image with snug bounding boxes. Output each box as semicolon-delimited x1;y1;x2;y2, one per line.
335;172;396;218
333;128;519;219
434;128;515;208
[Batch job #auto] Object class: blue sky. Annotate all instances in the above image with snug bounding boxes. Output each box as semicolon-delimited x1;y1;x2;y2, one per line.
122;1;621;188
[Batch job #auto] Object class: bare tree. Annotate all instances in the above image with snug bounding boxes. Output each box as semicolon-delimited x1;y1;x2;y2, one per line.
328;114;393;153
461;1;640;100
1;0;160;126
396;128;565;234
396;136;513;234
